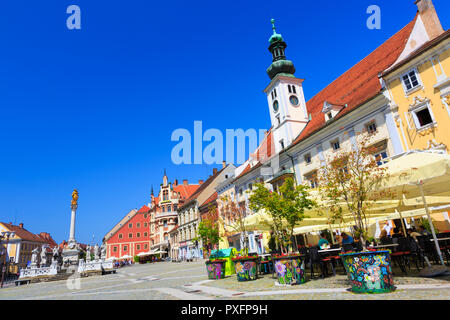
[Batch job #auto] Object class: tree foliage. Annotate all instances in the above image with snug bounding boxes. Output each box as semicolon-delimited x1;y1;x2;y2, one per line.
317;132;394;246
248;178;316;254
196;206;220;255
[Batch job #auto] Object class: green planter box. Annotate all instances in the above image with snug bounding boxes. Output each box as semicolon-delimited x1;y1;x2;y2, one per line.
340;250;395;294
273;255;305;285
205;260;226;280
233;257;259;282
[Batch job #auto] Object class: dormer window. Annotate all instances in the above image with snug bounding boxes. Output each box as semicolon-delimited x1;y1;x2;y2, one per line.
322;101;344;121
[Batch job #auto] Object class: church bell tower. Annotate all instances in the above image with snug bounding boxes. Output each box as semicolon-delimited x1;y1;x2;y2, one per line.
264;19;309;154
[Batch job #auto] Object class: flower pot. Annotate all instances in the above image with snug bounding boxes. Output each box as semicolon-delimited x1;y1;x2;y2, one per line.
233;257;258;282
205;260;225;280
340;250;394;294
272;255;305;285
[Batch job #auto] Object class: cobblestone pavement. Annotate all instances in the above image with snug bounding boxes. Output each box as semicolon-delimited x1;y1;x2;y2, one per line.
0;261;448;300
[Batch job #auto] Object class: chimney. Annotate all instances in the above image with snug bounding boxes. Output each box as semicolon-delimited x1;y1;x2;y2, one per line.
213;168;218;175
183;179;188;186
198;180;204;185
19;223;24;229
415;0;444;39
222;161;226;169
174;179;178;186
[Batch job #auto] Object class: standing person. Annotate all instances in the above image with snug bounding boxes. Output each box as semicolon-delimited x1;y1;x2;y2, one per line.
382;222;392;237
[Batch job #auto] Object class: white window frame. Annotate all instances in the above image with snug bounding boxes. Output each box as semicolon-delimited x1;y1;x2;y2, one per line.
330;138;340;151
409;101;437;132
400;67;422;95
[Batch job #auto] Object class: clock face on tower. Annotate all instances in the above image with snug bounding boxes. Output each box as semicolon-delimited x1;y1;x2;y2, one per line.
289;95;299;106
273;100;279;112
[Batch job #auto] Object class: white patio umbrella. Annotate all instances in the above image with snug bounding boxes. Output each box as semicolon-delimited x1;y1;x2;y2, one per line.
379;151;450;267
120;254;132;259
137;251;152;257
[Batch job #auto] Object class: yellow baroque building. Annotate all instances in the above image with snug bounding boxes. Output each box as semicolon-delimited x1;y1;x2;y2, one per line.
383;1;450;153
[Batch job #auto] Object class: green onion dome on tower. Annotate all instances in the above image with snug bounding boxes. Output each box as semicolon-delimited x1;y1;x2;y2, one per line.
266;19;296;80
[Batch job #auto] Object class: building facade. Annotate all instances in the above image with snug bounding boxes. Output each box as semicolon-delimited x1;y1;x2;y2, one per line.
104;206;151;259
0;222;52;268
177;164;235;260
149;172;199;259
382;0;449;153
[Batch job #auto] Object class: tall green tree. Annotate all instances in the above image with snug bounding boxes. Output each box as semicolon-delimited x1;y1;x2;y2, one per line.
248;178;316;254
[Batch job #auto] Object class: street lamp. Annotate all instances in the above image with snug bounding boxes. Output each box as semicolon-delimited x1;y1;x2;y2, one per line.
0;231;16;288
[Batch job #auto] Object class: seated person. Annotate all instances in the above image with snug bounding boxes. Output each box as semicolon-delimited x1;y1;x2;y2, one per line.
418;225;431;236
391;227;403;238
318;232;330;248
407;228;421;241
379;229;389;244
341;232;354;245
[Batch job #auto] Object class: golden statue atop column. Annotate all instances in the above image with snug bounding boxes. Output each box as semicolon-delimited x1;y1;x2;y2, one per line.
71;189;79;209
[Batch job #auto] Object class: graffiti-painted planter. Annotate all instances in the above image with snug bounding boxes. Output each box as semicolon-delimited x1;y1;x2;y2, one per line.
340;250;394;294
232;257;259;282
272;255;306;285
205;260;226;280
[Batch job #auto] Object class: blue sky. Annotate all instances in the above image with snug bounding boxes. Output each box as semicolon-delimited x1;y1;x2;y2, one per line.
0;0;449;245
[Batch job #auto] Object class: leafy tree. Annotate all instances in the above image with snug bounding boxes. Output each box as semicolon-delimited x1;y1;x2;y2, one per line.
248;178;316;254
196;206;220;257
219;195;250;254
317;132;394;249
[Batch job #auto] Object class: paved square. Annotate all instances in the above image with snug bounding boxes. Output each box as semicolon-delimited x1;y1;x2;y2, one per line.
0;261;449;300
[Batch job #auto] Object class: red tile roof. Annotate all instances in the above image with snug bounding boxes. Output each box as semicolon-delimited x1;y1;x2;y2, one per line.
137;205;150;213
179;168;224;210
199;191;218;208
0;222;47;244
291;14;417;146
173;184;200;200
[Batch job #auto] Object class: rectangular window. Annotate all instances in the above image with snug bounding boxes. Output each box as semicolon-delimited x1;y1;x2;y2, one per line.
113;246;117;252
128;223;132;228
415;108;433;127
118;234;123;239
144;213;147;218
292;85;296;94
164;220;168;228
365;121;377;134
129;233;133;238
137;223;141;228
144;244;148;249
374;151;388;166
144;232;148;237
304;153;311;164
304;171;319;189
136;244;140;250
330;139;340;151
144;222;148;227
123;245;127;251
137;232;141;238
402;69;420;92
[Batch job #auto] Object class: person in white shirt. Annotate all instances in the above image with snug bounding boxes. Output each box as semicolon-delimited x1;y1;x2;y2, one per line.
382;222;392;237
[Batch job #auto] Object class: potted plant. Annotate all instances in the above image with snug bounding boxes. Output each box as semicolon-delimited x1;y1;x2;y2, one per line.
205;258;226;280
249;178;316;285
318;132;395;293
231;255;259;281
